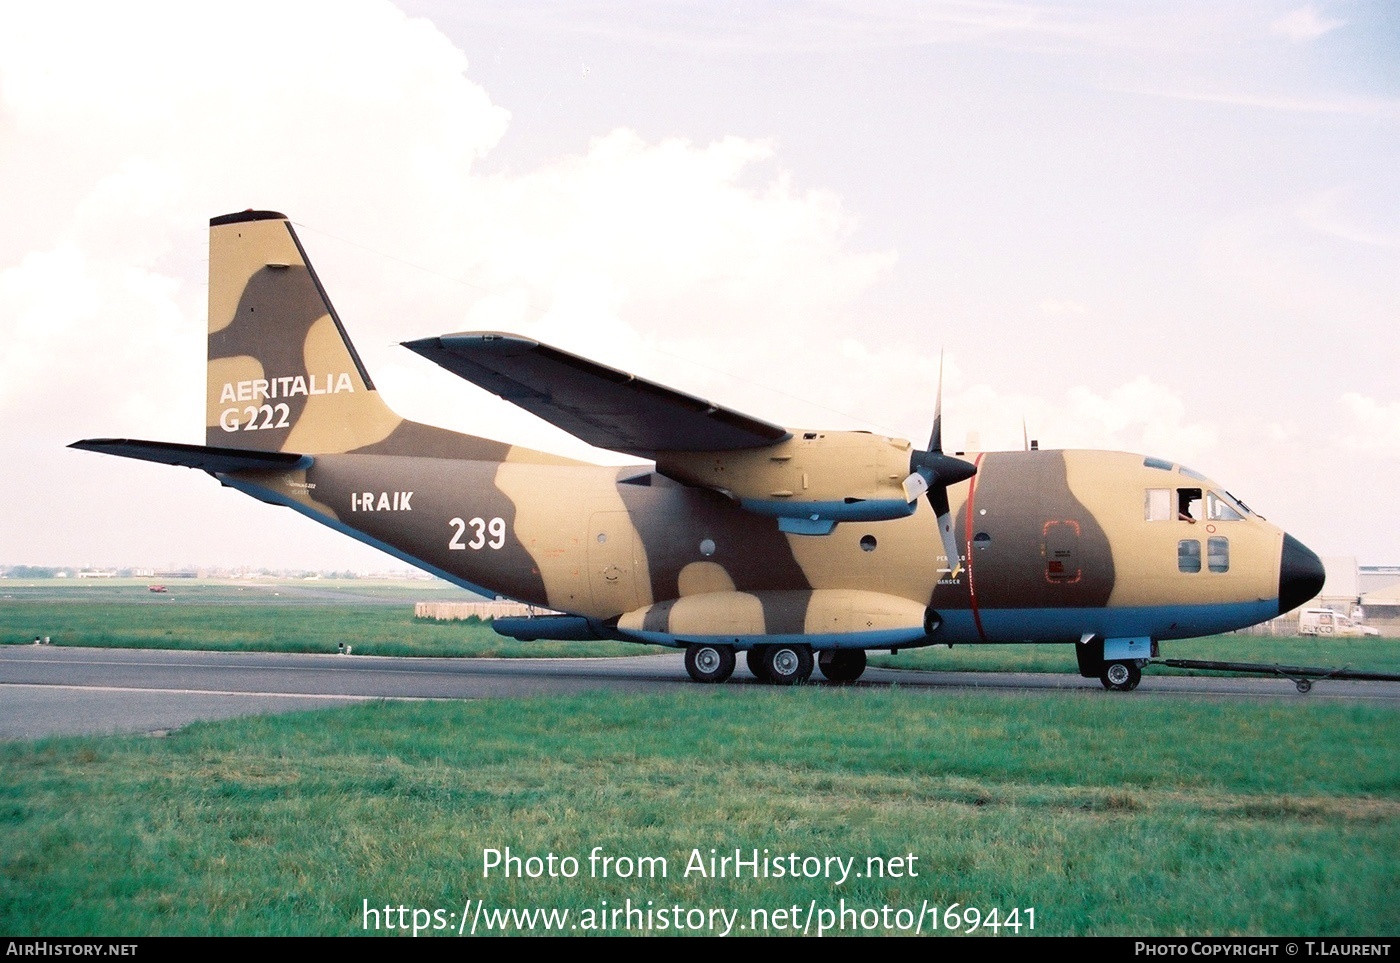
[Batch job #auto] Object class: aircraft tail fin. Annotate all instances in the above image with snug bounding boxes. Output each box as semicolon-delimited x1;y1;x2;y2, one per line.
204;210;573;463
206;210;404;454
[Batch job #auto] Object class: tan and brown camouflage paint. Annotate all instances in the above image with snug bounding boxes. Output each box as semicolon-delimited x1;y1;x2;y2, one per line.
207;213;1287;646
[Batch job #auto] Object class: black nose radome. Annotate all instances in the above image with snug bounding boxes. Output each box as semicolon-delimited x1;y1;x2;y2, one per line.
1279;534;1325;616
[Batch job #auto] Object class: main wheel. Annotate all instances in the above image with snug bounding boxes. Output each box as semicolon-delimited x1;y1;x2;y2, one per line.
818;649;867;683
746;647;771;683
1100;660;1141;691
684;643;735;684
761;644;813;685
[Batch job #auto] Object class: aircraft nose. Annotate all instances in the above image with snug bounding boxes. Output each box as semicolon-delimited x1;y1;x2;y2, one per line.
1278;533;1325;616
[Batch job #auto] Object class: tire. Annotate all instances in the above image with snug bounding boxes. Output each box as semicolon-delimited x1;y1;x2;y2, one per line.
746;647;771;683
684;643;735;684
1075;637;1106;679
1100;660;1141;692
1295;678;1313;694
761;644;814;685
818;649;867;683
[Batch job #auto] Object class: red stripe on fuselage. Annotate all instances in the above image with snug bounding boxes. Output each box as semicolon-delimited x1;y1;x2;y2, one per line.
965;453;987;641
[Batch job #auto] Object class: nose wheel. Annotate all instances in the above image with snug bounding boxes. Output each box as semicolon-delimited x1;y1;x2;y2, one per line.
1101;660;1142;691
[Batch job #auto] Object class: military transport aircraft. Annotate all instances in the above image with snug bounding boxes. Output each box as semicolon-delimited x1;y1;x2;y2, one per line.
73;211;1326;690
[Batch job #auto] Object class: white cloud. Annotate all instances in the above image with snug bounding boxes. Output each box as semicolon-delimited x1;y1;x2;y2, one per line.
465;1;1256;58
0;0;901;565
1038;299;1088;318
1338;393;1400;456
1294;186;1399;249
0;1;893;434
1270;6;1345;43
1115;86;1399;119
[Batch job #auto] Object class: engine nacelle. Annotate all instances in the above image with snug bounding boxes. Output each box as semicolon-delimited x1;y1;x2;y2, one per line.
657;430;918;534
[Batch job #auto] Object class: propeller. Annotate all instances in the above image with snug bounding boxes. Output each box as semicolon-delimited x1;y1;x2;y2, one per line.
901;354;977;576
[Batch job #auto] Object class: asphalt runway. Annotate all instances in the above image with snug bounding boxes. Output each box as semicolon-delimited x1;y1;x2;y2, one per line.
2;644;1396;740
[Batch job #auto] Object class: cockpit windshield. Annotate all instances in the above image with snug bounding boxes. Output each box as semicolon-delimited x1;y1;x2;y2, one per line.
1206;491;1246;521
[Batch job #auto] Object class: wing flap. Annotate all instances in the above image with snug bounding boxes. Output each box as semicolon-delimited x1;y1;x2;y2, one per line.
402;332;789;456
70;438;313;474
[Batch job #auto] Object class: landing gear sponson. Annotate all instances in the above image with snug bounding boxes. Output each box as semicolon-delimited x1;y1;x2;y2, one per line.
683;643;868;685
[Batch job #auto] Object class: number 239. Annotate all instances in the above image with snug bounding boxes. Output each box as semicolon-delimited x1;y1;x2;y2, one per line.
448;516;506;550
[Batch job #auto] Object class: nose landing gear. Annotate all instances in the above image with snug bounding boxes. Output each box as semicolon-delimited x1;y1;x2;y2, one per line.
1101;660;1142;691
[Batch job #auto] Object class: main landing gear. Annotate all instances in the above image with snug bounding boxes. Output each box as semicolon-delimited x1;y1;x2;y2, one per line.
747;644;814;685
818;649;867;683
684;643;868;685
684;643;736;683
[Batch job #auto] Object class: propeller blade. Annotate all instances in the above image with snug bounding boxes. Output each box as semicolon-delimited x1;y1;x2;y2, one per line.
928;351;945;454
911;350;972;576
902;471;929;503
929;485;962;577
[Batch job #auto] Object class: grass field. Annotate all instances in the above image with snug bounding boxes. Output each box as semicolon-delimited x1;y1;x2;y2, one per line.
1;688;1396;936
0;580;662;658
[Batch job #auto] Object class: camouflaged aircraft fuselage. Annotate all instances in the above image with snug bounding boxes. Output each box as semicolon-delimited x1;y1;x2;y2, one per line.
73;211;1326;689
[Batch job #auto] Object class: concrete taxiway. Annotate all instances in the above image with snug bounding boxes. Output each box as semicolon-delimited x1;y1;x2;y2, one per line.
2;644;1396;740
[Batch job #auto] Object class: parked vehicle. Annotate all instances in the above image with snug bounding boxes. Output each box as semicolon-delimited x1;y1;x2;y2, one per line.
1298;608;1380;637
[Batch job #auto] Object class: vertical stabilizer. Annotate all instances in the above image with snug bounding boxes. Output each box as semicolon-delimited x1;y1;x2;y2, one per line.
206;210;402;453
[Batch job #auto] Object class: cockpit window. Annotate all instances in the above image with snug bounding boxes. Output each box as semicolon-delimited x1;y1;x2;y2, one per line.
1143;456;1173;471
1178;465;1207;481
1207;491;1244;521
1145;488;1172;521
1178;488;1202;523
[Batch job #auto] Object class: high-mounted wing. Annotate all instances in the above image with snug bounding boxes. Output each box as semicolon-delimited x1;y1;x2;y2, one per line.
402;332;789;457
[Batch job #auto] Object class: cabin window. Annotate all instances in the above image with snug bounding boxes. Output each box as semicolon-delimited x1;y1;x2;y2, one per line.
860;535;877;552
1145;488;1172;521
1208;537;1229;573
1177;488;1202;522
1178;539;1201;573
699;538;716;557
1207;491;1244;521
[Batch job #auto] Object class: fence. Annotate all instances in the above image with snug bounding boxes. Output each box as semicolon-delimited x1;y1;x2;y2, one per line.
413;601;556;621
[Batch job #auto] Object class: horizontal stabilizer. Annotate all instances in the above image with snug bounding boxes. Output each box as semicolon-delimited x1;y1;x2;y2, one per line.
403;332;790;457
70;438;313;473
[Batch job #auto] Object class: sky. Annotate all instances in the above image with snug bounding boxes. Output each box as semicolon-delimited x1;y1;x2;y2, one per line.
0;0;1396;571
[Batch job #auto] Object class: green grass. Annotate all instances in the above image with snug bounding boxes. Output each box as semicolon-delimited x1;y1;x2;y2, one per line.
0;601;661;658
1;689;1397;936
874;634;1400;676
